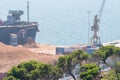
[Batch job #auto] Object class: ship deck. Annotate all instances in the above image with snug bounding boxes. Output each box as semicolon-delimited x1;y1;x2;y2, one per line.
0;22;38;28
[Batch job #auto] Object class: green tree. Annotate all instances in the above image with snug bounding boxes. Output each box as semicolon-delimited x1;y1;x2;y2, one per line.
91;46;120;80
3;76;17;80
106;55;120;80
17;60;37;72
28;69;40;80
80;63;100;80
102;70;120;80
4;60;63;80
36;63;52;79
57;50;90;80
92;45;120;63
50;66;63;80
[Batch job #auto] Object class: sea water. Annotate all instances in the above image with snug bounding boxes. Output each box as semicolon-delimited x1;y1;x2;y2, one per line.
1;0;120;46
35;0;120;46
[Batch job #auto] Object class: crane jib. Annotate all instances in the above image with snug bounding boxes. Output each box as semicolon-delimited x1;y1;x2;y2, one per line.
98;0;106;22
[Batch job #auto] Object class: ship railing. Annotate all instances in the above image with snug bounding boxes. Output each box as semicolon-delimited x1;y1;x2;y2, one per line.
0;21;38;28
17;21;38;26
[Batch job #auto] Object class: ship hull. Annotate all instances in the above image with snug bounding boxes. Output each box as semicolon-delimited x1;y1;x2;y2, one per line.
0;25;39;45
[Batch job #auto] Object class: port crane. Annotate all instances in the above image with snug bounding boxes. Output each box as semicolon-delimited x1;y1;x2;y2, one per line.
91;0;106;45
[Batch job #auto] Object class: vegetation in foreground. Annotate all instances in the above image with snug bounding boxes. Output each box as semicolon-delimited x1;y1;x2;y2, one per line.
4;45;120;80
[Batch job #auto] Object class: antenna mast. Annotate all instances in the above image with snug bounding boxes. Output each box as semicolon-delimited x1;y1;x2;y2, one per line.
27;1;29;22
87;11;91;44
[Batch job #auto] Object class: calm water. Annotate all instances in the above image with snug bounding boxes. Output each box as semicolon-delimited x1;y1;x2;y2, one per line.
1;0;120;46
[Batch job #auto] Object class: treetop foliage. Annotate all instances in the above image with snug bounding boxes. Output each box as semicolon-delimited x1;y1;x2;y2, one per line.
80;63;100;80
4;60;63;80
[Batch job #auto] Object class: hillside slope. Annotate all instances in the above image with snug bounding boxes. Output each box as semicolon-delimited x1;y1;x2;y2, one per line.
0;43;60;73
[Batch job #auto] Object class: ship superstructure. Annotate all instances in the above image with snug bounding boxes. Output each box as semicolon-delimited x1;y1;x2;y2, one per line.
0;10;39;45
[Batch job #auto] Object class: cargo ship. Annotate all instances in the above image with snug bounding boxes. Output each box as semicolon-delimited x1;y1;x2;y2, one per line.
0;10;39;45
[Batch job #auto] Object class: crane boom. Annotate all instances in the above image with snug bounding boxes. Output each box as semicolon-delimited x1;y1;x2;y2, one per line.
98;0;106;23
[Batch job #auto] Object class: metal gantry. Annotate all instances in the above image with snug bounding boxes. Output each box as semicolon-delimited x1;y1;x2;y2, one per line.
91;0;106;45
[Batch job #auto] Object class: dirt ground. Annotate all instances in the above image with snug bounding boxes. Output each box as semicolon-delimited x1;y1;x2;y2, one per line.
0;43;61;73
27;44;56;54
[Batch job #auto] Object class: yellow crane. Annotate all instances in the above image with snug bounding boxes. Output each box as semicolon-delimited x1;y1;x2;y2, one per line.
91;0;106;45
